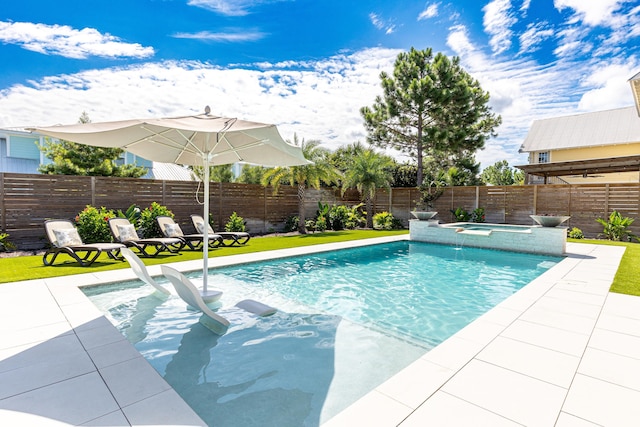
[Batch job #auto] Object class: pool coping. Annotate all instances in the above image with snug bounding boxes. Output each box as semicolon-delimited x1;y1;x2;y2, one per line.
1;236;638;426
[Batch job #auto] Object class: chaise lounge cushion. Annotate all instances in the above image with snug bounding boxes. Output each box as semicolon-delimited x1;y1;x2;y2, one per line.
164;223;184;237
117;224;139;242
193;220;215;235
53;228;83;247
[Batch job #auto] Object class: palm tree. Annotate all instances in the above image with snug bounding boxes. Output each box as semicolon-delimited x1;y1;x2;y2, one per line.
342;149;395;228
261;135;341;234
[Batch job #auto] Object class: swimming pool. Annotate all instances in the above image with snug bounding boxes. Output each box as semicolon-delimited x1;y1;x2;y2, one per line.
84;241;559;426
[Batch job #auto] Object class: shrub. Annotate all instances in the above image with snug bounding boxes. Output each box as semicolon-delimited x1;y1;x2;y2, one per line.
471;208;485;223
314;216;327;232
329;205;350;230
596;211;637;241
373;211;402;230
139;202;174;238
225;212;246;232
0;232;16;252
451;207;470;222
305;219;316;232
75;205;116;243
284;215;299;232
568;227;584;239
345;203;365;229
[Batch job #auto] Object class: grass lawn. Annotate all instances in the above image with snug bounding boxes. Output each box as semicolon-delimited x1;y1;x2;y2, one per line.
568;238;640;297
0;229;408;284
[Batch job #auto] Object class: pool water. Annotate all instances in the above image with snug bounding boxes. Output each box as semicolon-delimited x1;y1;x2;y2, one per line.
84;241;559;426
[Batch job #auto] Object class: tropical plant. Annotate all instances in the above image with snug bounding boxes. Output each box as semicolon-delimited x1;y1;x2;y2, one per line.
139;202;174;238
225;212;246;232
328;205;351;231
314;216;327;232
568;227;584;239
341;148;395;228
261;135;341;234
283;215;299;232
361;47;501;186
38;112;147;178
596;211;637;241
75;205;116;243
451;207;471;222
117;204;142;224
471;208;485;223
0;233;16;252
372;212;402;230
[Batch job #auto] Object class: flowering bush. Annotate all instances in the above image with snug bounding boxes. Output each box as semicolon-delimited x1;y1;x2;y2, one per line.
471;207;486;223
139;202;174;238
75;205;116;243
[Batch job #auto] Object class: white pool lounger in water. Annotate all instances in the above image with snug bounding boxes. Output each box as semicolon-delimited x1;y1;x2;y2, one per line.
121;247;171;297
160;265;276;335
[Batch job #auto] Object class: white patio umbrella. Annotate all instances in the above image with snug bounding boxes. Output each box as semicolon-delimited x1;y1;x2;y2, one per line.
31;107;310;292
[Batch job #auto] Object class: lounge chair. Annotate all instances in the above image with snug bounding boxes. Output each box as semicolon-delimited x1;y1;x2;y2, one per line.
156;216;223;250
120;248;170;298
108;218;184;257
190;214;250;246
160;265;276;335
43;219;125;267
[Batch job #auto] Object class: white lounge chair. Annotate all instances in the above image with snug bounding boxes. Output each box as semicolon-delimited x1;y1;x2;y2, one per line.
160;265;276;335
120;248;170;298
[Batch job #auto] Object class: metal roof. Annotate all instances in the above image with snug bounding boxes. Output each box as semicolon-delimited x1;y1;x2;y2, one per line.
519;106;640;153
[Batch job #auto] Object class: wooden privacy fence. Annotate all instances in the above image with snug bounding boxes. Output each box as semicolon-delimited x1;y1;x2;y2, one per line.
1;173;639;249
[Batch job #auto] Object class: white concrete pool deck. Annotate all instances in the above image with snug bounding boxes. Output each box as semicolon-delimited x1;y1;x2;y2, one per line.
1;236;639;426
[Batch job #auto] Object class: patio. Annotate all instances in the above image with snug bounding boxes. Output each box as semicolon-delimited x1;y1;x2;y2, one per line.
1;236;639;426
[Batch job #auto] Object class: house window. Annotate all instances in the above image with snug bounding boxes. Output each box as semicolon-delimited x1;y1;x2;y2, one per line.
538;151;549;163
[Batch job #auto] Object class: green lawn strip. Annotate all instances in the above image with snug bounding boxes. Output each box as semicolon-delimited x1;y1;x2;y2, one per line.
569;238;640;296
0;230;408;284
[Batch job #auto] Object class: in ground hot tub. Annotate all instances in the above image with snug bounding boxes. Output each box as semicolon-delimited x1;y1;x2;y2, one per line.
409;221;566;256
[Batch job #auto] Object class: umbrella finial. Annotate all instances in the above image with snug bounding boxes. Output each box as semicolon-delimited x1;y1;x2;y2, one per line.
204;105;211;115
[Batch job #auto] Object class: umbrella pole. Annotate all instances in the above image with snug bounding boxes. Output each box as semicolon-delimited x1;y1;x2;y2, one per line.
203;158;210;293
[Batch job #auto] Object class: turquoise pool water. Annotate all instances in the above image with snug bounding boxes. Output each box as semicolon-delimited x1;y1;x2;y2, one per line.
85;241;559;426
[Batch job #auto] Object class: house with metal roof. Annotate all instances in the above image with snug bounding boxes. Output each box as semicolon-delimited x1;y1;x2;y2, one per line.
0;128;195;180
516;106;640;184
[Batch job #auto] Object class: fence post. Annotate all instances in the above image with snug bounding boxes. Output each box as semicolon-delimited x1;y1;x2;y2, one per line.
162;180;166;206
0;173;5;232
91;176;96;206
605;183;610;215
475;186;479;209
533;185;537;214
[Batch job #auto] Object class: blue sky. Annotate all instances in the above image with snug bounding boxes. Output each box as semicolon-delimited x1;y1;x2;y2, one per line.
1;0;639;168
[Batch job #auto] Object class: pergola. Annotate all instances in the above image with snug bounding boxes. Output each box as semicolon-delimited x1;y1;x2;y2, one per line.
516;155;640;184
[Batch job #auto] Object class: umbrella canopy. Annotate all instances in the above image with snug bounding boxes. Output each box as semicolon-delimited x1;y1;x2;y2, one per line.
31;109;311;291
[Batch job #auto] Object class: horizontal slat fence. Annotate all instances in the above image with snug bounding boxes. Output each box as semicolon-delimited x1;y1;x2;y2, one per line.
2;173;640;249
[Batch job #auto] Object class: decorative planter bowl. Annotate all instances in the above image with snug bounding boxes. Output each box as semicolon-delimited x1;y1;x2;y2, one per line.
411;211;438;221
530;215;570;227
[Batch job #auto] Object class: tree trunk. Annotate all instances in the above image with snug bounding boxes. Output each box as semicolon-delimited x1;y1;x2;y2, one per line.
297;183;307;234
365;195;373;229
417;115;424;186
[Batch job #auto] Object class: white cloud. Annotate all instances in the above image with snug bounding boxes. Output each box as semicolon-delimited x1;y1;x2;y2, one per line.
446;22;635;168
0;49;400;154
578;59;640;110
187;0;291;16
518;22;554;54
172;30;267;42
520;0;531;13
553;0;627;27
369;13;396;34
0;21;154;59
482;0;517;55
418;3;439;21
